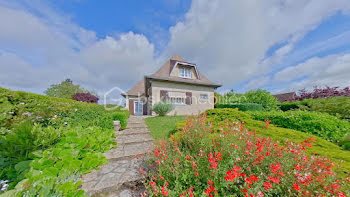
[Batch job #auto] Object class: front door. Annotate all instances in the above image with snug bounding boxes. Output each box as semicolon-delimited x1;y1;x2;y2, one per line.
134;101;143;115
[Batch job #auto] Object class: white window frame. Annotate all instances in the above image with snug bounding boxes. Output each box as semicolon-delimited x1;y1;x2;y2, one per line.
179;67;192;79
168;97;185;105
134;101;143;115
200;94;208;102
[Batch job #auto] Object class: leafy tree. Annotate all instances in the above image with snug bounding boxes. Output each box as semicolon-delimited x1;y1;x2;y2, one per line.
72;92;99;103
44;79;86;99
297;86;350;101
245;89;279;110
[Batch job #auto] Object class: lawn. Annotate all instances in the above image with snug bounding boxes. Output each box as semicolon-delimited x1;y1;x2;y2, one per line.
145;116;186;139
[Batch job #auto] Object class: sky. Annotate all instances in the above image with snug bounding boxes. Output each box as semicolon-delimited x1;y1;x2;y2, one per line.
1;0;350;100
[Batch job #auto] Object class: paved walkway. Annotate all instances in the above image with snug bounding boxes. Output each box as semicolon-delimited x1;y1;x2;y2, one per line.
81;116;154;196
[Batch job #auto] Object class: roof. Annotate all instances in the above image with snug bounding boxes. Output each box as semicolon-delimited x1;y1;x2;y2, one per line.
124;54;222;96
123;78;145;96
273;92;297;102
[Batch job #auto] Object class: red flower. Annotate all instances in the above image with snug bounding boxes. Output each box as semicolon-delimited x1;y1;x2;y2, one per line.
250;175;259;182
263;182;273;191
293;183;300;191
268;176;280;184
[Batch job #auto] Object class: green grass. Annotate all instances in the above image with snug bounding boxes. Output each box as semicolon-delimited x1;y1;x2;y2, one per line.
145;116;186;139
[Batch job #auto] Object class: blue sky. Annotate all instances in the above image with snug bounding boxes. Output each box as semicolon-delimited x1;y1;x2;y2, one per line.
1;0;350;97
47;0;191;51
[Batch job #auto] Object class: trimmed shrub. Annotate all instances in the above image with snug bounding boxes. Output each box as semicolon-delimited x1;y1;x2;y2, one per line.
72;92;99;103
278;102;300;111
215;103;264;111
143;115;350;196
152;102;174;116
248;110;350;143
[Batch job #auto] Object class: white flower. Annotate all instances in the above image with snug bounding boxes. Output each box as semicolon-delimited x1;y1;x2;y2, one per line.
74;109;78;111
19;102;25;105
8;112;14;114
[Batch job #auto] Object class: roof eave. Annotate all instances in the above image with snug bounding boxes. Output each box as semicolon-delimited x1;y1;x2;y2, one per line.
145;76;222;88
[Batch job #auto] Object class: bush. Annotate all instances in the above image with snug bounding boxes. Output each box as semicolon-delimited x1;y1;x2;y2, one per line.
72;92;99;103
143;115;350;196
0;87;129;195
244;89;279;110
300;97;350;121
249;110;350;144
152;102;174;116
341;133;350;151
201;109;350;173
278;102;300;111
215;103;264;111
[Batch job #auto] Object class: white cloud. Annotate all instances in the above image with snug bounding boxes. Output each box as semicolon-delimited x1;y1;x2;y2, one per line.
0;3;156;96
1;0;350;97
273;53;350;92
164;0;350;88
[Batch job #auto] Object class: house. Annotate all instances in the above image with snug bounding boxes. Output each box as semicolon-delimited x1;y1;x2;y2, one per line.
273;92;297;102
122;54;222;115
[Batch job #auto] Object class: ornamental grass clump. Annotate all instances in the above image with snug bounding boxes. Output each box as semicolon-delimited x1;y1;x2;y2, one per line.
152;102;174;116
142;115;350;196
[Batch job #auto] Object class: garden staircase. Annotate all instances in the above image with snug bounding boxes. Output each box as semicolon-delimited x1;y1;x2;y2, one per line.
81;116;154;196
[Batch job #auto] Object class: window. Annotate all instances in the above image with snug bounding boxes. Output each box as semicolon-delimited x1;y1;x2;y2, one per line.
200;94;208;102
179;67;192;78
167;92;186;105
169;97;185;104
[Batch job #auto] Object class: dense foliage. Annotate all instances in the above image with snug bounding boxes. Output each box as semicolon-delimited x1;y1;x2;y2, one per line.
215;103;264;111
297;86;350;101
248;110;350;145
244;90;279;110
72;92;99;103
279;97;350;120
199;109;350;173
0;87;129;196
215;89;278;111
44;79;91;99
152;102;174;116
143;115;350;196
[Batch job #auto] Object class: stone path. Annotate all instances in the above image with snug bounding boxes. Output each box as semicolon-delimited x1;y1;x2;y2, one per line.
81;116;154;196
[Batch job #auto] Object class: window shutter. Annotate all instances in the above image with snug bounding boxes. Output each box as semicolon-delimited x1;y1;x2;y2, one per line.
185;92;192;105
143;102;147;115
129;100;134;115
160;90;168;102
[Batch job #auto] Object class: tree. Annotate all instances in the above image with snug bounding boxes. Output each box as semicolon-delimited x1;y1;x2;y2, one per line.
245;89;279;110
44;79;86;99
72;92;99;103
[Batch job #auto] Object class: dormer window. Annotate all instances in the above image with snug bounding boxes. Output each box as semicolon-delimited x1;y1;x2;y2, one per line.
179;67;192;78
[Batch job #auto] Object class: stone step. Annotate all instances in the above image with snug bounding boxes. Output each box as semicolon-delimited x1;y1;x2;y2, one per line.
104;142;154;161
118;128;150;136
126;123;147;129
116;134;153;144
81;158;147;196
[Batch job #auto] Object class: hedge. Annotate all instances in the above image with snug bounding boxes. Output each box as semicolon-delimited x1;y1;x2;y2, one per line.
248;110;350;144
215;103;264;111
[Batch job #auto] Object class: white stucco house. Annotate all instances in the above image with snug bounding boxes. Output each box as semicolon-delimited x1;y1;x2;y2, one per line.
122;54;222;115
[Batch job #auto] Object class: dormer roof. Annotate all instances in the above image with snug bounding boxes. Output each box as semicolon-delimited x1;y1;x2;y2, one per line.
124;54;222;96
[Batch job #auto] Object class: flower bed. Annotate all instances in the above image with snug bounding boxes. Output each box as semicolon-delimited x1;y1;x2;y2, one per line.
142;115;350;196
